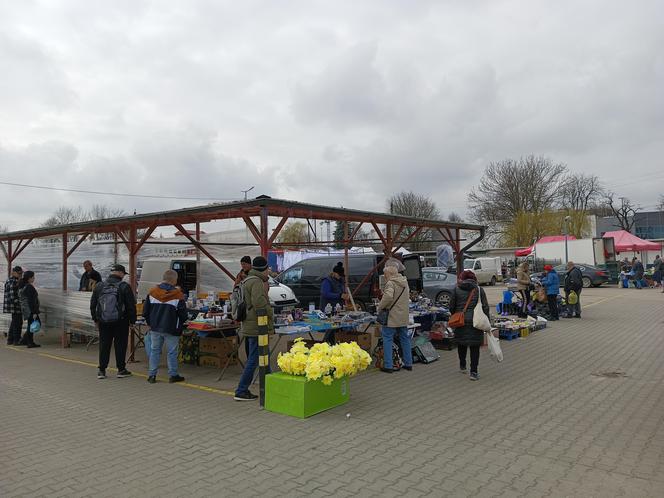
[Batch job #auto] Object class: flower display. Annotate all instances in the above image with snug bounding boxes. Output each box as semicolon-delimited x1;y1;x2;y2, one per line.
277;338;372;382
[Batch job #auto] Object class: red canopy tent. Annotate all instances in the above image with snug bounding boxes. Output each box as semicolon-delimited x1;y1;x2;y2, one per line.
602;230;661;253
515;235;577;257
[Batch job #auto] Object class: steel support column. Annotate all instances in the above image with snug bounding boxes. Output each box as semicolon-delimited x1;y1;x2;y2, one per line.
62;233;68;291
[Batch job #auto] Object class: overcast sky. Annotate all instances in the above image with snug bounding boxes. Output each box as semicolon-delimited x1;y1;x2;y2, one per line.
1;0;662;232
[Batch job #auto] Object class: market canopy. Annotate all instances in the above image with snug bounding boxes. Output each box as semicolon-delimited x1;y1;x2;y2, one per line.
602;230;661;253
515;235;577;257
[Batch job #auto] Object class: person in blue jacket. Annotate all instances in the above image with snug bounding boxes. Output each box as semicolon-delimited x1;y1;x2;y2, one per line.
319;262;348;311
542;265;560;320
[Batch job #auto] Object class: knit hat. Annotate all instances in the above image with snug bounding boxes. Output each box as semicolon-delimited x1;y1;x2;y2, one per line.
544;265;553;271
332;262;345;277
252;256;269;271
459;270;477;281
240;255;251;265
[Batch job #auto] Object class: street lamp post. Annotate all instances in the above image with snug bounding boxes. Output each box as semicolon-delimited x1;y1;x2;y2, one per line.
564;216;571;263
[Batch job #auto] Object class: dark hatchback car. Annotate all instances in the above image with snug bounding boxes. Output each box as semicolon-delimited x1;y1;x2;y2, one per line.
532;264;609;288
276;253;423;311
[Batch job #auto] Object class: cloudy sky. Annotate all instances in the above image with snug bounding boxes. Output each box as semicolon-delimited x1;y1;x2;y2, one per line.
1;0;662;232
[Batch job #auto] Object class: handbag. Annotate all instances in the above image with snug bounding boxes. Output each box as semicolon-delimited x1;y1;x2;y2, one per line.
485;329;503;362
473;295;492;332
448;289;476;329
376;286;406;326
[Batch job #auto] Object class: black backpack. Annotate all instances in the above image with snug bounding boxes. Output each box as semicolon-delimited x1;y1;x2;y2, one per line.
96;282;126;323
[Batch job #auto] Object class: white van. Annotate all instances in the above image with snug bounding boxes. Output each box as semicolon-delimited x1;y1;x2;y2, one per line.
463;257;502;286
137;258;299;310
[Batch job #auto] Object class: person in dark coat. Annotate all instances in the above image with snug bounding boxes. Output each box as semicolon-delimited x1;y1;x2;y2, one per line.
79;260;102;292
319;262;348;310
18;270;41;348
448;270;489;380
90;264;137;379
563;261;583;318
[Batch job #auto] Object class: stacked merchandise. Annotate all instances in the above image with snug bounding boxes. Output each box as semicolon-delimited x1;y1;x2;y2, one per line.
198;336;238;368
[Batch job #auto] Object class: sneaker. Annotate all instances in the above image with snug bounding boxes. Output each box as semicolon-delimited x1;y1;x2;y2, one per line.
169;375;185;384
26;343;41;348
460;367;467;373
116;369;132;378
97;369;106;379
234;391;258;401
573;315;581;319
470;372;480;381
402;366;412;371
380;367;394;373
7;340;14;346
147;375;156;384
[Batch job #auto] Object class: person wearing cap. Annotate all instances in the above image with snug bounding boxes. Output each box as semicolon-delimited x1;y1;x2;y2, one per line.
234;256;274;401
542;265;560;320
234;255;253;286
79;260;102;292
90;264;137;379
448;270;489;381
320;262;349;311
3;265;24;345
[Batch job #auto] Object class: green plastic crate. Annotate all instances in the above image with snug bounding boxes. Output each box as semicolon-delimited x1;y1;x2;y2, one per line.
265;372;349;418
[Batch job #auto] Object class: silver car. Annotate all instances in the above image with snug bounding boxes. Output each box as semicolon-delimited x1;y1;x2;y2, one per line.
422;269;456;307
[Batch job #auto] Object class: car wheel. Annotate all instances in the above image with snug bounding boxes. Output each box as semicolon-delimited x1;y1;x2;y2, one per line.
582;276;592;288
435;292;452;308
490;276;497;286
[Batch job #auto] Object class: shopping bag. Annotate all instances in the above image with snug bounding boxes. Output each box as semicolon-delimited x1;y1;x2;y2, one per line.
472;300;491;332
568;291;578;305
485;330;503;362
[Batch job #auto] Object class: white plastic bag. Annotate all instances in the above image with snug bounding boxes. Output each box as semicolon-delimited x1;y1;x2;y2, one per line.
485;330;503;362
473;300;492;332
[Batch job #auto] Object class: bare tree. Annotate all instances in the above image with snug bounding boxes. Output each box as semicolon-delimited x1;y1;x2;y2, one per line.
560;174;604;213
88;204;126;221
468;155;568;243
387;191;440;251
658;195;664;212
603;192;640;232
448;212;464;223
41;206;88;228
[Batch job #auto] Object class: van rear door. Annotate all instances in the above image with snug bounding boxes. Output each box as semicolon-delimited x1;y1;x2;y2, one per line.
402;254;423;292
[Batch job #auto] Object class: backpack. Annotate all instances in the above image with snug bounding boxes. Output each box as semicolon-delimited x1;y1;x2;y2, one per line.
230;276;259;322
96;282;126;323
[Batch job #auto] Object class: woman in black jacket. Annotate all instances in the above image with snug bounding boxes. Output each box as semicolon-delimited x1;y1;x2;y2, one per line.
449;270;489;380
18;271;41;348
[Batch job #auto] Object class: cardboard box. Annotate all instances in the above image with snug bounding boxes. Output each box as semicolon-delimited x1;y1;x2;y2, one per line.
199;352;237;367
199;336;238;354
335;331;372;351
265;372;349;418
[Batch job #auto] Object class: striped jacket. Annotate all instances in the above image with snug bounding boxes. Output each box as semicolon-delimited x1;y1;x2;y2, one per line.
143;283;188;336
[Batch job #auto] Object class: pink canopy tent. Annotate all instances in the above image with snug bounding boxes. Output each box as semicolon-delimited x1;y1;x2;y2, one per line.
602;230;661;253
515;235;577;257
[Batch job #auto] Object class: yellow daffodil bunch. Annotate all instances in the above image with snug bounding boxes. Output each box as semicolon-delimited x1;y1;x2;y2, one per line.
277;337;372;383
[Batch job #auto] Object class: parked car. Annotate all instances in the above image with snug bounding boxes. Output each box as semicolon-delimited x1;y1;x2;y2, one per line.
275;253;423;311
532;263;609;288
422;268;456;307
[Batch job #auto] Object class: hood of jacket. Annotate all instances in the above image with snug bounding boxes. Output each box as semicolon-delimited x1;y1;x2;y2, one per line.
149;283;184;303
389;274;408;289
458;279;478;291
247;269;268;281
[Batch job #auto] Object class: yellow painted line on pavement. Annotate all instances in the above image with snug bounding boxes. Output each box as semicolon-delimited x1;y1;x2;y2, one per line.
4;347;234;397
584;293;628;309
